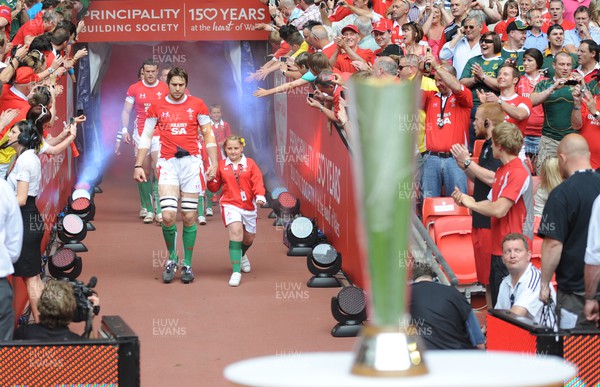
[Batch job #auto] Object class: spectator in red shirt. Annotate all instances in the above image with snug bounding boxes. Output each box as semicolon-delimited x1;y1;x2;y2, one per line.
372;18;404;56
478;62;532;140
495;0;519;41
420;54;473;199
330;24;375;73
543;0;576;33
389;0;411;45
573;39;600;83
309;24;337;58
0;4;12;43
452;122;534;306
12;9;59;46
571;85;600;169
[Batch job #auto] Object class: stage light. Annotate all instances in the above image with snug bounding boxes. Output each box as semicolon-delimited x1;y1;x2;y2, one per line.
48;247;82;281
57;213;88;252
307;243;342;288
272;191;300;226
331;286;367;337
284;216;318;256
69;189;96;228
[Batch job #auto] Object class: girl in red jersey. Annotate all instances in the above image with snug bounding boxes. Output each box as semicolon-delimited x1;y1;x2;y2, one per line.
207;136;266;287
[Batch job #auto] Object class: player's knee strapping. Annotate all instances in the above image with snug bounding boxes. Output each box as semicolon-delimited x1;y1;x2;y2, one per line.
160;196;178;213
181;197;199;212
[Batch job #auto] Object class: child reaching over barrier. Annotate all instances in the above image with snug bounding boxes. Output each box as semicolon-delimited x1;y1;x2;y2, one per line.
207;135;266;287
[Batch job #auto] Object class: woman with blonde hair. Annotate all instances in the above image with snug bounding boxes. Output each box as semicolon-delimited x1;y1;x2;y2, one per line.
534;156;563;217
422;3;451;58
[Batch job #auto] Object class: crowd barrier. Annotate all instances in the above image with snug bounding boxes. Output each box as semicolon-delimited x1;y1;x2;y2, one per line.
487;309;600;386
273;74;365;288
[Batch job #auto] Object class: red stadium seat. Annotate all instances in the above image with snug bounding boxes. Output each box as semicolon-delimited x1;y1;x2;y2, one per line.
473;139;485;162
422;197;470;228
432;215;478;285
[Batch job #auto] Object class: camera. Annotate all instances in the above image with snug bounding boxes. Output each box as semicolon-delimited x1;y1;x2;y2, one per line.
308;92;315;99
433;0;442;5
280;56;288;63
69;276;98;323
564;79;579;86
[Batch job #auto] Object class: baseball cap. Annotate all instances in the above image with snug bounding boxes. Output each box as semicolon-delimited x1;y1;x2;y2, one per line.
15;67;40;85
372;19;392;33
506;20;532;33
341;24;359;34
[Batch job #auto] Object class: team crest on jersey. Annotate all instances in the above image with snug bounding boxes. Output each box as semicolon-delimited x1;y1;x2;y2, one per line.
187;108;194;120
156;92;163;100
139;93;146;99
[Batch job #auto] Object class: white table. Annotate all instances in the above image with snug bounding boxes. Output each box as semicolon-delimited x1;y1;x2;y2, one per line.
224;351;576;387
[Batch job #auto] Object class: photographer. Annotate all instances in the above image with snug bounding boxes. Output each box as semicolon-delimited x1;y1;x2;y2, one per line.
13;280;99;341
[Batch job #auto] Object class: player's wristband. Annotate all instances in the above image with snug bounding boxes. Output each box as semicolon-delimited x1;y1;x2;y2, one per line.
121;127;129;134
134;165;143;169
205;143;217;148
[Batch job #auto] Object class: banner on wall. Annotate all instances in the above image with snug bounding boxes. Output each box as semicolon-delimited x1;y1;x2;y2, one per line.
274;74;365;288
77;0;270;42
37;76;75;249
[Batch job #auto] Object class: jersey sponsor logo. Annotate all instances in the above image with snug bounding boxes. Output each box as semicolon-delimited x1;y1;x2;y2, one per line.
170;123;188;135
161;111;171;118
139;93;146;99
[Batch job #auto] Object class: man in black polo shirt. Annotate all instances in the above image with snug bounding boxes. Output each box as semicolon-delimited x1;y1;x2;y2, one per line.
539;133;600;330
410;262;485;349
451;103;504;308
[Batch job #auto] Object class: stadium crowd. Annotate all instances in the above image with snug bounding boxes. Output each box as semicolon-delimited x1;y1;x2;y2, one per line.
253;0;600;343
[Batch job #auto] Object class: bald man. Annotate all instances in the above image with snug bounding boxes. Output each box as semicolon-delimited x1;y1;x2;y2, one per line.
309;25;336;58
539;133;600;330
372;56;398;78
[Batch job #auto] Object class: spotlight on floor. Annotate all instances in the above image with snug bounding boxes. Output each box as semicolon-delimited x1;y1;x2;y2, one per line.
272;191;300;226
57;213;88;252
69;189;96;230
307;243;342;288
268;187;288;217
331;286;367;337
48;247;82;280
284;216;318;256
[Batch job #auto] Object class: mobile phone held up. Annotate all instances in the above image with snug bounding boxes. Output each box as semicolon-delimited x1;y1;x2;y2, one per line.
424;47;432;72
308;93;315;99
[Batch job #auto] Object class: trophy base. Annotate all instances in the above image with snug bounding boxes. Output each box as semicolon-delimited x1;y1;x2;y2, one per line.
351;325;428;377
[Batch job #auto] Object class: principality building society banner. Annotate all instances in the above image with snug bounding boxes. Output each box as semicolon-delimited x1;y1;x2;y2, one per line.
77;0;270;42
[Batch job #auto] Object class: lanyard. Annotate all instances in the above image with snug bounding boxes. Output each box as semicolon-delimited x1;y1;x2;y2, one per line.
230;163;243;188
437;95;449;128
